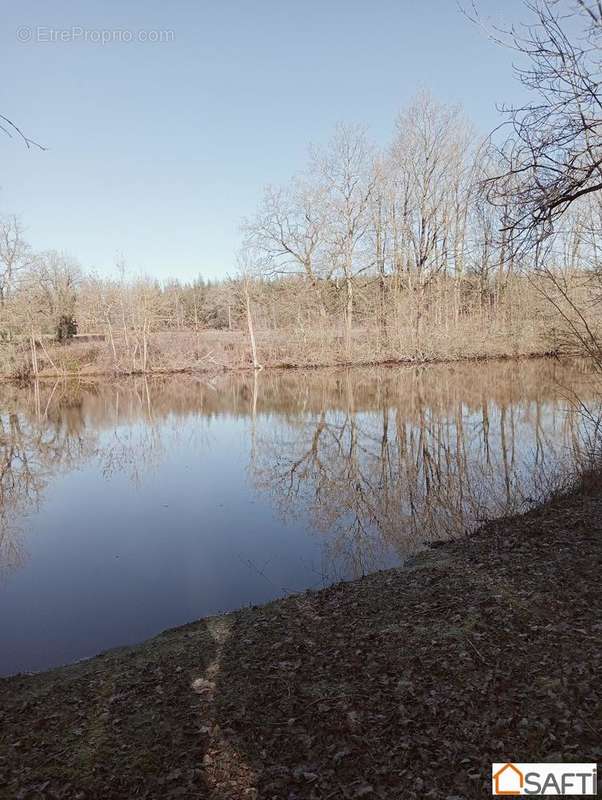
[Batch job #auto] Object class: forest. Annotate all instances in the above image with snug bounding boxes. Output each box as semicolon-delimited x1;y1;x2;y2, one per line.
2;90;601;377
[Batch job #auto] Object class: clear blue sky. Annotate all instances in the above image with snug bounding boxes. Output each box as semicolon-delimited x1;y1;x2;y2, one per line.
2;0;528;281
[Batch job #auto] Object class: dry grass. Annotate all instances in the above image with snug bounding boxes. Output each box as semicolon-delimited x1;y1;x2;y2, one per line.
0;320;561;380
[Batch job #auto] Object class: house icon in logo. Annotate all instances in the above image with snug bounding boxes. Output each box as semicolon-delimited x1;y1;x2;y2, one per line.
493;763;524;796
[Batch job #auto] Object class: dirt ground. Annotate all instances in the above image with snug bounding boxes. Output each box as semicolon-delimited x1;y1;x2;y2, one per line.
1;481;600;799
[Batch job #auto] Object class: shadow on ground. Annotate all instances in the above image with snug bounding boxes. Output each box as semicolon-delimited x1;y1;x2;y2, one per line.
0;619;218;799
211;489;602;799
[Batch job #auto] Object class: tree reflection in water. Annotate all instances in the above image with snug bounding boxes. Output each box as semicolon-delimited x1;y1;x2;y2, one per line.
249;361;601;576
0;359;600;580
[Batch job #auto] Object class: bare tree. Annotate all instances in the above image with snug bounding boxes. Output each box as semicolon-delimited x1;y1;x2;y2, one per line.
477;0;602;361
26;251;81;341
242;179;325;284
480;0;602;248
389;92;476;340
311;123;376;357
0;114;45;150
236;250;263;370
0;216;32;309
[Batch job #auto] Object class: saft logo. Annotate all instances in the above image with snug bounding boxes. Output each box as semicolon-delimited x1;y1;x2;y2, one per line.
492;763;597;795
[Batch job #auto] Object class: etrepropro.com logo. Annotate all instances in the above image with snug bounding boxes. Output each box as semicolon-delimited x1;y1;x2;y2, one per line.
492;763;597;795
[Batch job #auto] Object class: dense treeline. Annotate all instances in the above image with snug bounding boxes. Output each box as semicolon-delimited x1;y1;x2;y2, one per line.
1;91;601;377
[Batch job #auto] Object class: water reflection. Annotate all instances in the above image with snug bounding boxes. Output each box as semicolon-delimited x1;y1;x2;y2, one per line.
0;359;599;673
0;385;95;574
250;362;600;575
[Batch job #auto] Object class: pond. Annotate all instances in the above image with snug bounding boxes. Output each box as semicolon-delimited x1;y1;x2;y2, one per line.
0;358;599;675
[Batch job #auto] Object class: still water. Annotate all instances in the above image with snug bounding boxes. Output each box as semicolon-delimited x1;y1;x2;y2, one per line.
0;359;599;675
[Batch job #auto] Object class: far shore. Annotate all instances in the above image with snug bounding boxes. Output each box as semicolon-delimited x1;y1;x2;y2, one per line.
1;474;600;799
0;343;565;383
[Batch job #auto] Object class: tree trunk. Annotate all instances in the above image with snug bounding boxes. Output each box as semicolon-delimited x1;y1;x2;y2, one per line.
244;282;261;370
30;329;39;377
344;276;353;361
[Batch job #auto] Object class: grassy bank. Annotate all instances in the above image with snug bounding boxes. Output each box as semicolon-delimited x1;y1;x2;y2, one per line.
0;326;563;380
1;481;600;799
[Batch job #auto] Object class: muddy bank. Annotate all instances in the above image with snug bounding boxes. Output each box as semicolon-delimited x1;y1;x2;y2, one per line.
0;483;600;799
